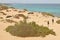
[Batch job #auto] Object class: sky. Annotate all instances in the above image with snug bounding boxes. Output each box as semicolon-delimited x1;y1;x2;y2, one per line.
0;0;60;4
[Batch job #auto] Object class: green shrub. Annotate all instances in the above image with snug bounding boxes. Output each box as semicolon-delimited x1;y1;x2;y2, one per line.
5;21;56;37
42;12;54;17
56;20;60;24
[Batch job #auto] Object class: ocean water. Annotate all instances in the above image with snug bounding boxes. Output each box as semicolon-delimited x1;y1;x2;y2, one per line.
8;4;60;17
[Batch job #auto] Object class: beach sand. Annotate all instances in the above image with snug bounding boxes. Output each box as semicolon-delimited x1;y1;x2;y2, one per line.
0;8;60;40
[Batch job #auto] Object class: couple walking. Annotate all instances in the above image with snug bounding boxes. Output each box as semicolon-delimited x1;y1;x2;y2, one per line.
47;19;54;26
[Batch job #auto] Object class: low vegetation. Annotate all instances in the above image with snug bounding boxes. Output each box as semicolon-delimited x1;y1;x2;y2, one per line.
56;20;60;24
42;12;54;17
0;17;3;19
0;12;6;15
9;7;15;9
28;12;34;14
14;14;28;19
6;15;12;18
0;5;8;10
23;9;28;11
6;19;16;23
5;20;56;37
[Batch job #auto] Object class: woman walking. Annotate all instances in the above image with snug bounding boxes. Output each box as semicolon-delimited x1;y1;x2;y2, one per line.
47;21;49;27
52;19;54;24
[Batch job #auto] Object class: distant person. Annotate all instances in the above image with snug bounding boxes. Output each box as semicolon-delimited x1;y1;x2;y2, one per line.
47;21;49;27
52;19;54;23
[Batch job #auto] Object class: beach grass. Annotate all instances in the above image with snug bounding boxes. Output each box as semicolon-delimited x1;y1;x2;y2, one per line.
0;12;6;15
0;5;8;10
5;20;56;37
23;9;28;11
42;12;54;17
6;19;16;23
0;17;3;19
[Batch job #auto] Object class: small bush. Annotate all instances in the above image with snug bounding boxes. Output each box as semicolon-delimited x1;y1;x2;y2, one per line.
14;9;17;11
6;16;12;18
23;9;28;11
14;14;27;19
0;5;8;10
42;12;54;17
28;12;34;14
0;12;6;15
0;17;3;19
6;19;16;23
5;21;56;37
56;20;60;24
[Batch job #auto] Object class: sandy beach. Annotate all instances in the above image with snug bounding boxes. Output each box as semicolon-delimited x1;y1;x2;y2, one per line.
0;7;60;40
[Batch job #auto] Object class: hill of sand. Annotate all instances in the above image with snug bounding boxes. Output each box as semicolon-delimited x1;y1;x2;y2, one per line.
0;8;60;40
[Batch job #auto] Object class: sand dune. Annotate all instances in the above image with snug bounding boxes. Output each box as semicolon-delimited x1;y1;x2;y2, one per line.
0;8;60;40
